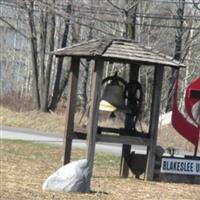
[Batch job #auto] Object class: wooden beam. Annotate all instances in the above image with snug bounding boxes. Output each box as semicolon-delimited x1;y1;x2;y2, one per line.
71;132;150;146
145;65;164;181
63;57;80;165
98;126;147;136
86;58;104;187
96;134;150;146
120;64;140;177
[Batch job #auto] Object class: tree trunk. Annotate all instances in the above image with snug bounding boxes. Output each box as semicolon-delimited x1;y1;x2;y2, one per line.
40;1;55;112
165;0;185;112
39;9;48;109
27;1;40;110
80;0;94;113
48;3;71;111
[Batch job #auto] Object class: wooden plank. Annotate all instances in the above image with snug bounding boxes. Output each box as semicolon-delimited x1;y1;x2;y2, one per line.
96;134;150;145
63;57;80;165
103;52;178;67
98;126;148;136
86;58;104;187
108;45;153;54
106;47;170;61
71;132;150;146
101;57;183;69
145;64;164;181
54;38;112;57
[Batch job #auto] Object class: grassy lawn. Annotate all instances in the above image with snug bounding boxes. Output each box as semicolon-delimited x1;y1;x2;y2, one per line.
0;106;65;134
1;140;200;200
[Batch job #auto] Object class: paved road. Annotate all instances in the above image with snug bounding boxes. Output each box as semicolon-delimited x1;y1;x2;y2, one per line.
1;126;147;155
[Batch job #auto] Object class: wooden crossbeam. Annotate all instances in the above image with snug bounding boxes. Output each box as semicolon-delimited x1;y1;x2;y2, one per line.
72;131;150;146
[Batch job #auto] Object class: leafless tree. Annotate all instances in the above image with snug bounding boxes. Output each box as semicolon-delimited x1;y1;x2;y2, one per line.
1;0;200;114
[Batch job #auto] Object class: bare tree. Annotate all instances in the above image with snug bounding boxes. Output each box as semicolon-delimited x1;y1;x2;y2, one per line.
1;0;200;113
49;1;72;111
165;0;185;112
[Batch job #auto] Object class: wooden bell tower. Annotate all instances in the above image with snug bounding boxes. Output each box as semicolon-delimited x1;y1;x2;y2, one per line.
53;37;185;189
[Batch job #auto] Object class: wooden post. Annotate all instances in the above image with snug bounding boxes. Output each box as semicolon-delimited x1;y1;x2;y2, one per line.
120;64;140;177
63;57;80;165
86;59;104;187
86;58;104;187
145;65;164;181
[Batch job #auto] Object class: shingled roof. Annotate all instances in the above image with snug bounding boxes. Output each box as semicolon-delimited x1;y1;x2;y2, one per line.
53;37;185;68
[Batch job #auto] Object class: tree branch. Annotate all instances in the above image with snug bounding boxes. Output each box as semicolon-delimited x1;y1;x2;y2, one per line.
193;0;200;10
0;17;29;39
36;0;116;36
107;0;122;11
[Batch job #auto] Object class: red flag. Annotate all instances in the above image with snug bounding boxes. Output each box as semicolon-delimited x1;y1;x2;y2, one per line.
185;77;200;126
172;80;199;147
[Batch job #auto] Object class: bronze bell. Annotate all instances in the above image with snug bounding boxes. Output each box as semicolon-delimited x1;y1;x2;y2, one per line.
99;73;126;112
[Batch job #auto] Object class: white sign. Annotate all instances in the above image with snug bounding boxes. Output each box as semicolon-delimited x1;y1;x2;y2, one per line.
161;157;200;175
